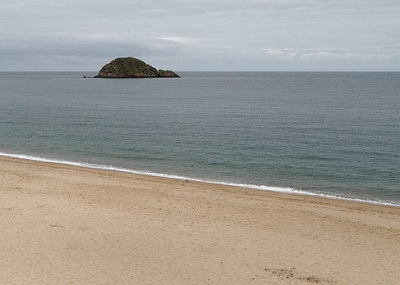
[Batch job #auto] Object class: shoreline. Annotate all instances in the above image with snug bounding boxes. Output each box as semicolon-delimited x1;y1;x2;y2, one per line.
1;155;399;284
1;152;398;208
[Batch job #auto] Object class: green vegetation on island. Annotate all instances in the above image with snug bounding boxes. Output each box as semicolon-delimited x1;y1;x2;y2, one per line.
95;57;179;78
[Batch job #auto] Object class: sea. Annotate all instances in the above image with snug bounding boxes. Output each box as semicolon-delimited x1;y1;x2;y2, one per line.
0;71;399;206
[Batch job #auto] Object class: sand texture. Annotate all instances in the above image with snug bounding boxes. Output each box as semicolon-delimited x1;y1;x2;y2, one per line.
0;156;399;284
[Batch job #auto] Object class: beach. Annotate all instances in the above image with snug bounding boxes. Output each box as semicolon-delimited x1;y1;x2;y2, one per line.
0;156;399;284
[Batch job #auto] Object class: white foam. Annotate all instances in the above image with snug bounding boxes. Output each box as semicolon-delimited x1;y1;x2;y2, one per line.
1;152;399;208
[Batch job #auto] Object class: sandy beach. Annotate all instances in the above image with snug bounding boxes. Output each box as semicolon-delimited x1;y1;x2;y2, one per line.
0;156;399;284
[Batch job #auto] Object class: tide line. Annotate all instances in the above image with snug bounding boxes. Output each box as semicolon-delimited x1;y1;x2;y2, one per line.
1;152;399;208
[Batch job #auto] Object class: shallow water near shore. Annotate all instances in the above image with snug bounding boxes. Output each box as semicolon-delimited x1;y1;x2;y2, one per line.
0;71;399;205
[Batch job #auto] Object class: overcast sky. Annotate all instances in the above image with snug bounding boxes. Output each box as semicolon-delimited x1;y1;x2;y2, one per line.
1;0;399;71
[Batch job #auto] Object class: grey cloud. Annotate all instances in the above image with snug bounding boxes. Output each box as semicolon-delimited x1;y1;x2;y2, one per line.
1;0;399;71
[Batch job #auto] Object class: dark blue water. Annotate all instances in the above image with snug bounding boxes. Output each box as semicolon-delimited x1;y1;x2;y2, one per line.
1;72;399;205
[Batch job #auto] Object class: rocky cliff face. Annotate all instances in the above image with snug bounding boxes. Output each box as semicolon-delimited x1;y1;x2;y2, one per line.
95;57;179;78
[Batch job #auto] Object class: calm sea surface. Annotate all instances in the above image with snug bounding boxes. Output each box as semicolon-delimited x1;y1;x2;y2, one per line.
1;72;399;205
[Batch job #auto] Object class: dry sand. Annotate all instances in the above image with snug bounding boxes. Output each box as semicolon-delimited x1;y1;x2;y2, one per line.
0;156;399;284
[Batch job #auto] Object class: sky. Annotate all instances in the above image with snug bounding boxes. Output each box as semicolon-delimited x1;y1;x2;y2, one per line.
1;0;399;71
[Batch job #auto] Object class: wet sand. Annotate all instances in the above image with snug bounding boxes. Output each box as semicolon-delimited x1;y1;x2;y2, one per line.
0;156;399;284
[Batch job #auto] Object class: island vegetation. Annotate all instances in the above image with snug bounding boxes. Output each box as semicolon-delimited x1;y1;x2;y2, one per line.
94;57;179;78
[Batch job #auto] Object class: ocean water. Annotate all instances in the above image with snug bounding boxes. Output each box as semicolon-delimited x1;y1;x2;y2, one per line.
0;71;399;206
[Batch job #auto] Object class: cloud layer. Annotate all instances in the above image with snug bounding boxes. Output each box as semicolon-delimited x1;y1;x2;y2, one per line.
1;0;399;71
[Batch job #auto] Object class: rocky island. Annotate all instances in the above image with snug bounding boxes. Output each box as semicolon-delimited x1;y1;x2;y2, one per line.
94;57;179;78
